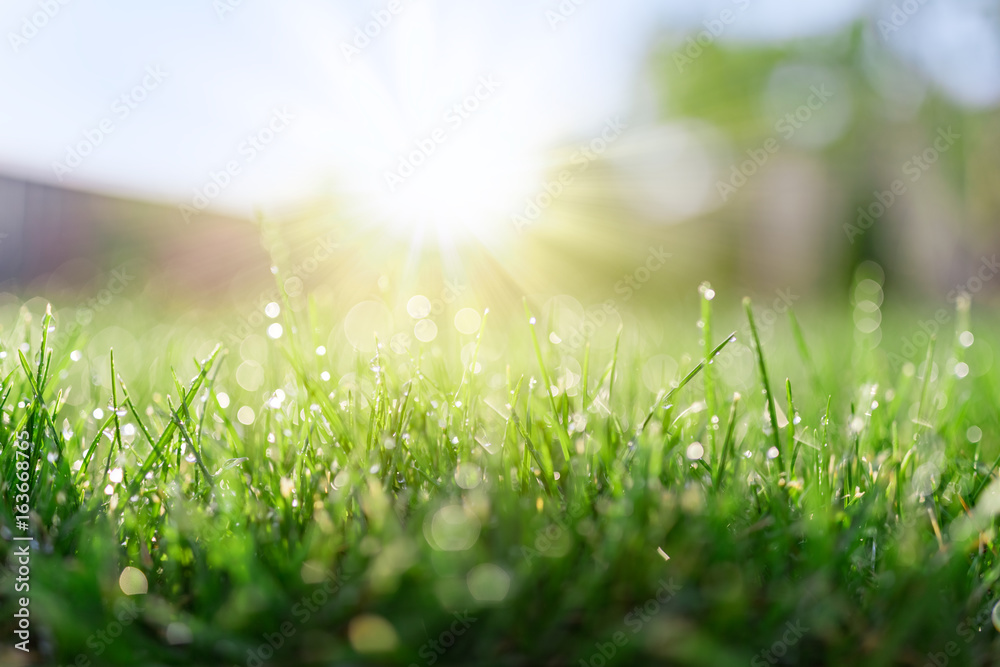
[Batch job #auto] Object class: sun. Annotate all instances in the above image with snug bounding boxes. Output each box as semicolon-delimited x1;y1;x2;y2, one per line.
371;126;542;246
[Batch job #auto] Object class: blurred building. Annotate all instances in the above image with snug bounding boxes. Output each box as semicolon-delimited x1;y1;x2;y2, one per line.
0;173;270;299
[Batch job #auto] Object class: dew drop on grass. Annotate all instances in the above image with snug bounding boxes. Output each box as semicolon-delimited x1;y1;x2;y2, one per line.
70;350;82;362
467;563;511;602
267;323;283;339
454;308;481;335
268;389;285;409
968;426;983;443
119;566;147;596
414;319;438;343
264;302;280;318
348;615;399;654
427;504;480;551
237;362;265;391
455;463;481;489
960;331;975;348
766;447;780;460
407;295;431;319
237;406;255;425
93;408;104;420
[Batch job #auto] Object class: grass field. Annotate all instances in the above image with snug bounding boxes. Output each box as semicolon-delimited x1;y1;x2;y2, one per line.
2;269;1000;666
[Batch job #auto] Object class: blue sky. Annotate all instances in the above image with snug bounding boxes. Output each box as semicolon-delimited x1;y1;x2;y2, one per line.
1;0;996;222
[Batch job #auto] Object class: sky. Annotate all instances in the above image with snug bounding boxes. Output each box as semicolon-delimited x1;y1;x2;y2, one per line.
1;0;998;223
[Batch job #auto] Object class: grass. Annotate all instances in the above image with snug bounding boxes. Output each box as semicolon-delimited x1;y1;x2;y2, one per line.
2;270;1000;666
